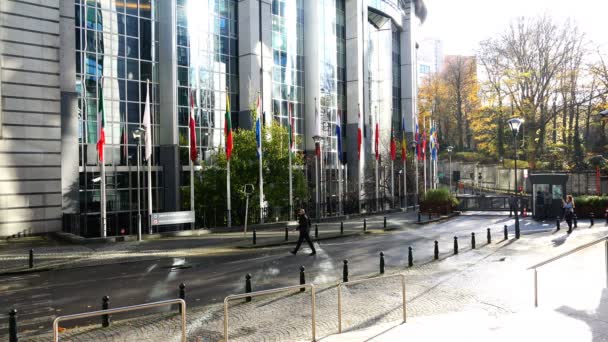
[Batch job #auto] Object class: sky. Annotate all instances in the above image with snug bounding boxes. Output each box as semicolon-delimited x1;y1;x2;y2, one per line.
419;0;608;56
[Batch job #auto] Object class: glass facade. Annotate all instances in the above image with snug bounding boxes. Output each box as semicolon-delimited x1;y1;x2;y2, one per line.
176;0;238;163
318;0;346;166
75;0;160;237
271;0;304;150
392;28;401;129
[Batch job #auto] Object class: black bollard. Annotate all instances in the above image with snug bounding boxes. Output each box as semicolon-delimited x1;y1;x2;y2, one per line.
340;221;344;235
9;309;17;342
590;212;595;227
300;266;306;292
315;224;319;238
418;211;421;222
408;247;413;267
380;252;385;274
487;228;491;244
245;274;252;302
343;260;349;282
556;218;560;231
454;237;459;255
573;214;578;228
253;229;257;245
285;227;288;241
434;241;439;260
102;296;110;327
29;249;33;269
383;216;387;228
471;233;476;249
178;283;186;314
504;225;508;240
605;210;608;225
428;212;432;220
364;219;367;232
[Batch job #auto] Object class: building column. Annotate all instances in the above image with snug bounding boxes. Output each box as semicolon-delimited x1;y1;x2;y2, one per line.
400;0;418;135
238;0;272;129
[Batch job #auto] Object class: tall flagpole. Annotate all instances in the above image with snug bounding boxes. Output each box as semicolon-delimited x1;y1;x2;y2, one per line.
227;159;231;227
391;158;394;208
99;77;107;238
144;80;153;234
288;100;293;221
423;119;427;194
375;106;379;212
258;97;264;224
149;1;155;234
403;157;407;210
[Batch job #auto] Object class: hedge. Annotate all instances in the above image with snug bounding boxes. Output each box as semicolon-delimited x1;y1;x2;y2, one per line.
419;188;459;214
573;196;608;218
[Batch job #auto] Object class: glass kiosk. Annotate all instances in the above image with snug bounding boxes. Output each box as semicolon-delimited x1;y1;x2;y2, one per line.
528;173;568;220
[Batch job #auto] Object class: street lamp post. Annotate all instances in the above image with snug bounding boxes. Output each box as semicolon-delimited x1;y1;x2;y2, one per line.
398;169;403;209
447;146;454;192
313;135;323;220
133;127;145;242
410;140;418;206
508;118;523;239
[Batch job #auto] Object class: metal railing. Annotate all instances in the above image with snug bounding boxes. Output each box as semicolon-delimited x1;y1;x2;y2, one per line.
223;284;316;342
52;299;186;342
528;235;608;307
337;273;406;333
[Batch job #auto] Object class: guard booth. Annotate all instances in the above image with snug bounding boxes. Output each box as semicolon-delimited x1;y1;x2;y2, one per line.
528;173;568;220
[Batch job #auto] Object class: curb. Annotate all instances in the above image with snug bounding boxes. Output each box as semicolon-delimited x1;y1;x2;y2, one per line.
236;230;384;249
52;229;212;244
414;212;461;226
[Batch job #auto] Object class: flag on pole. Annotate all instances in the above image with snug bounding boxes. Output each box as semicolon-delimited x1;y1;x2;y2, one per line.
255;97;262;159
390;126;396;161
422;130;427;161
225;93;233;160
288;101;295;154
336;110;342;162
357;104;362;161
401;115;407;161
96;79;105;162
143;80;152;161
430;125;437;161
375;120;380;161
415;122;420;161
189;89;198;162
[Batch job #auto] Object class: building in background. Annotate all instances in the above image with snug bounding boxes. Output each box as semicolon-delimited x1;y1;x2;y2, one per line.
417;37;443;84
0;0;427;237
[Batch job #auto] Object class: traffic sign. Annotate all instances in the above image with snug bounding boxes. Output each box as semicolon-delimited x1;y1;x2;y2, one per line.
151;211;195;226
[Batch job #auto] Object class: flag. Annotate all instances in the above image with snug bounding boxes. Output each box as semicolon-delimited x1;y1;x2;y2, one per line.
401;115;407;161
96;79;105;162
143;80;152;161
375;121;380;161
357;105;362;161
422;130;427;161
288;102;295;153
415;122;420;161
255;96;262;159
189;89;198;162
390;126;396;161
336;110;342;162
430;125;437;161
225;93;233;160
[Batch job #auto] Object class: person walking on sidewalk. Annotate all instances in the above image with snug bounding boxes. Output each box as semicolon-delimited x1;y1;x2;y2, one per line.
562;195;575;234
290;209;316;256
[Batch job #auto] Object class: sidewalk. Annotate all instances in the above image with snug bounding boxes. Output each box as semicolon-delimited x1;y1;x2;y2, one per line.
13;219;608;341
0;211;427;275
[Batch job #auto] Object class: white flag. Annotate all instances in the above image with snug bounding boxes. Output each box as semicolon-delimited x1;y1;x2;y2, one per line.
143;79;152;161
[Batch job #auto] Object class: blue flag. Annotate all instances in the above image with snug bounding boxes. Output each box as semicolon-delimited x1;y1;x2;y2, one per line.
255;116;262;159
336;111;342;162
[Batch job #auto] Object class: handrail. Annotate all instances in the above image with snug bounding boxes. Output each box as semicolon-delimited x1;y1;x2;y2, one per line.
528;235;608;307
337;273;406;333
223;284;316;342
52;299;186;342
528;235;608;270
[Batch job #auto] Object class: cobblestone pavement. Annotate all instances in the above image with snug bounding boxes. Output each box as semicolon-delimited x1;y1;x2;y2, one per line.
7;218;607;341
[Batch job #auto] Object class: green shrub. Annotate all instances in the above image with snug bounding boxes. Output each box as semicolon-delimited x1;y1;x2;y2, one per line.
420;188;459;213
573;195;608;218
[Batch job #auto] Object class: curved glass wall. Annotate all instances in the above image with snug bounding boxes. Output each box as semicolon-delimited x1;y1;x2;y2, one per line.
271;0;304;151
176;0;238;164
75;0;159;237
392;28;401;131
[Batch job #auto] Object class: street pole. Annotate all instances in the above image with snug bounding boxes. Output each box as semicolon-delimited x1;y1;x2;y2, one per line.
403;158;407;211
314;140;321;220
227;159;232;227
449;154;452;191
514;134;520;238
244;194;249;235
391;159;394;208
288;140;293;221
136;137;142;241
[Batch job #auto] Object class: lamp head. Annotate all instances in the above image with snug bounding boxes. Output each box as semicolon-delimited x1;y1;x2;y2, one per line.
447;145;454;154
600;109;608;120
507;118;523;136
312;135;322;144
132;127;145;140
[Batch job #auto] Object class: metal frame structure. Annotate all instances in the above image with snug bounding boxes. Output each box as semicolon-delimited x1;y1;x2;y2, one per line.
337;273;406;333
52;299;186;342
223;284;317;342
528;236;608;307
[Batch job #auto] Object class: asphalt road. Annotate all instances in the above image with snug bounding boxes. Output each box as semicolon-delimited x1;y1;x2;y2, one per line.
0;214;524;337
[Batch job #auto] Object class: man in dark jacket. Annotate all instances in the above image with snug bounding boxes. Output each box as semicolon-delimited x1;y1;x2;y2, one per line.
290;209;316;256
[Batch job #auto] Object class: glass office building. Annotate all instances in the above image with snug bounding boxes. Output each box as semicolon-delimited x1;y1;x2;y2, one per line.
0;0;426;237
